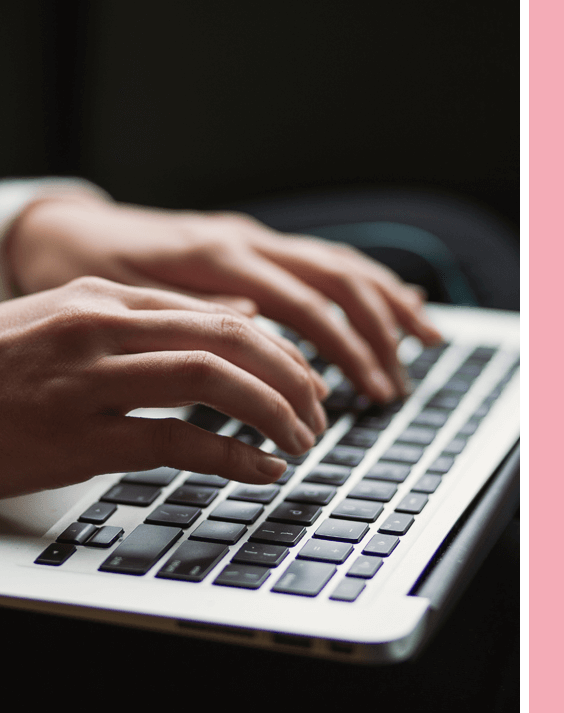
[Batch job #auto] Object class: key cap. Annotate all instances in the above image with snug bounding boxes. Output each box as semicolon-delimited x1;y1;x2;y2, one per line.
329;578;366;602
121;466;180;486
102;483;161;507
285;483;337;505
183;473;229;488
157;540;229;582
365;462;411;482
250;522;306;547
313;519;369;543
427;454;455;474
229;483;280;504
331;499;384;522
209;500;264;524
57;522;98;545
348;479;397;502
35;543;76;566
231;542;289;567
298;539;353;564
347;555;383;579
233;424;265;447
166;484;219;507
321;445;365;467
189;520;247;545
412;474;442;493
79;502;117;524
214;564;271;589
338;427;380;448
272;560;336;597
268;502;322;526
99;524;182;575
412;409;449;428
378;513;414;535
396;493;428;514
396;426;437;446
303;464;352;486
145;504;201;528
380;444;424;464
187;405;229;432
84;526;124;548
363;533;399;556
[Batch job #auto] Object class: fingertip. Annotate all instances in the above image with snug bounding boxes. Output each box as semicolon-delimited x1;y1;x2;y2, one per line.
256;453;288;481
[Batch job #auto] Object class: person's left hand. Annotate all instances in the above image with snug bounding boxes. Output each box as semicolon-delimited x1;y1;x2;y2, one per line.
5;193;442;402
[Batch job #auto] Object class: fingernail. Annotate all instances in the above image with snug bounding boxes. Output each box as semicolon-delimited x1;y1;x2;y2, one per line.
257;454;287;480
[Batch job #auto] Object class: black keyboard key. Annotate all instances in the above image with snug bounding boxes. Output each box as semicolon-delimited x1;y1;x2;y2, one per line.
379;513;414;536
157;540;229;582
57;522;98;545
102;483;161;507
233;425;265;447
231;542;289;567
183;473;229;488
396;426;437;446
331;499;384;522
427;454;455;474
272;560;336;597
458;418;481;436
298;539;353;564
303;464;352;487
426;392;463;410
274;464;296;485
214;564;271;589
412;474;442;493
229;483;280;504
35;543;76;566
365;462;411;482
380;444;424;464
250;522;306;547
412;409;449;428
338;427;380;448
396;493;428;514
209;500;264;524
121;466;180;486
321;445;365;468
166;484;219;507
443;436;468;455
190;520;247;545
285;483;337;506
329;578;366;602
363;533;399;557
145;504;201;528
347;555;383;579
313;519;369;543
99;524;182;575
85;526;124;548
348;480;397;502
187;405;229;432
268;502;322;526
271;449;310;466
79;502;117;524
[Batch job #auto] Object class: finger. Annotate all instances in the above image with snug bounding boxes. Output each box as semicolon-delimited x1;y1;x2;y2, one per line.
94;415;289;485
93;350;318;456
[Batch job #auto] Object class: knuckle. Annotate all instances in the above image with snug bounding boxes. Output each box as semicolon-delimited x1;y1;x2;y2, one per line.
181;350;221;388
215;314;249;349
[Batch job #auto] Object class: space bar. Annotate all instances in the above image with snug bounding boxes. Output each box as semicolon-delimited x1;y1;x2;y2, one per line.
99;524;183;575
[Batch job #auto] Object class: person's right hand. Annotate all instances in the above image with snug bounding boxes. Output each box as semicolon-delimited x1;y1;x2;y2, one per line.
0;277;328;499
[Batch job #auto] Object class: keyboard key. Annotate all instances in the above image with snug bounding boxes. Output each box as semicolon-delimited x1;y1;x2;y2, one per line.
363;534;399;557
209;500;264;524
313;519;369;543
303;464;352;486
298;539;353;564
145;504;201;528
272;560;336;597
183;473;229;488
250;523;306;547
268;502;322;526
396;426;437;446
321;445;365;467
99;524;182;575
427;455;455;474
426;392;463;410
190;520;247;545
329;578;366;602
214;564;271;589
338;427;380;448
102;483;161;507
233;424;266;447
57;522;98;545
229;483;280;504
35;543;76;566
84;526;124;548
79;502;117;524
347;555;383;579
365;462;411;482
121;466;180;486
380;444;424;464
443;436;468;455
412;474;442;493
231;542;289;567
157;540;229;582
331;499;384;522
348;480;397;502
285;483;337;506
187;405;229;432
396;493;429;514
378;513;414;536
166;484;219;507
412;409;449;428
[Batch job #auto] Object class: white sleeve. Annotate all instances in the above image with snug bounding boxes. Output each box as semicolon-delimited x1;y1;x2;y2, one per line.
0;177;111;301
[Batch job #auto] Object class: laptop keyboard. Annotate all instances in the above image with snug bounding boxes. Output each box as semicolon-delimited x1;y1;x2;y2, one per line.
34;336;519;603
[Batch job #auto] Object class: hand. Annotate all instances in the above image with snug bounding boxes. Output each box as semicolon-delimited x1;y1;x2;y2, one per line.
6;193;443;401
0;277;328;498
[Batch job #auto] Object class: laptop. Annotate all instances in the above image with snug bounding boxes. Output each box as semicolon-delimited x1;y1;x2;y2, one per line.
0;303;519;665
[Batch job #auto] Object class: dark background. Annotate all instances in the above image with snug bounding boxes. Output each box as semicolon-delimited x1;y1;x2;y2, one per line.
1;1;519;234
